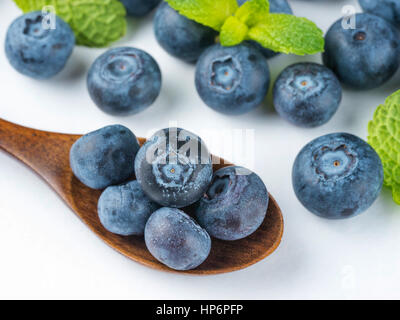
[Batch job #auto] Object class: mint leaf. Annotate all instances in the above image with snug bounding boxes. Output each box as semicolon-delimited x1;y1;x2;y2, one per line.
247;13;324;55
220;0;270;47
235;0;269;27
13;0;127;47
220;16;248;46
162;0;325;56
368;90;400;205
165;0;238;30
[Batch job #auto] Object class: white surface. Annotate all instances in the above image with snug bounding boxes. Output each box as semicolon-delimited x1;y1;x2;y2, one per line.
1;0;400;300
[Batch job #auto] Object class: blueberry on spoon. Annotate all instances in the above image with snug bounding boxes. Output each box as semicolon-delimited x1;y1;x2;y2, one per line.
134;128;213;208
196;166;269;240
145;207;211;271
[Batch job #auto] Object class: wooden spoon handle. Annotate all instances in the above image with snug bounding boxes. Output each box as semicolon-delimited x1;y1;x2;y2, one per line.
0;118;79;192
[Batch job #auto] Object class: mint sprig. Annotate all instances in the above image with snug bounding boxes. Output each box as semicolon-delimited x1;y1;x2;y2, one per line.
165;0;239;30
166;0;324;55
368;90;400;205
235;0;269;27
12;0;127;47
247;14;324;55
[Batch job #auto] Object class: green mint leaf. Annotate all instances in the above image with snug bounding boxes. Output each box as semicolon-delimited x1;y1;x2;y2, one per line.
220;0;269;47
235;0;269;27
161;0;324;55
13;0;127;47
368;90;400;205
220;16;248;46
247;13;324;55
165;0;238;30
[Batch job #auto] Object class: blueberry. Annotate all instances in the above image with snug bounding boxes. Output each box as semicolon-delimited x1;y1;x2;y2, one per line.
135;128;213;208
145;207;211;271
154;2;218;63
238;0;293;59
195;43;270;115
70;125;140;189
87;47;162;116
120;0;161;17
292;133;383;219
98;180;160;236
273;62;342;128
195;166;269;241
359;0;400;26
323;13;400;90
5;11;75;79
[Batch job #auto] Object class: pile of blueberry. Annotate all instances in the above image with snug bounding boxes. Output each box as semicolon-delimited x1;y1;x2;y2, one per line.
3;0;395;265
70;125;269;270
5;0;400;122
5;0;400;124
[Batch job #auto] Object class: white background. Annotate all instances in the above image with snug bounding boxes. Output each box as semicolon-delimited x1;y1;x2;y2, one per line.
1;0;400;299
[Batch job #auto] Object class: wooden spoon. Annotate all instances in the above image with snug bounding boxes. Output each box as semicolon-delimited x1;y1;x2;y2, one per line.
0;118;283;275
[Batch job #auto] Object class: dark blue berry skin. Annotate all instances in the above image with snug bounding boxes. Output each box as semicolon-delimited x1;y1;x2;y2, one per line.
135;128;213;208
195;166;269;241
238;0;293;59
359;0;400;26
323;13;400;90
195;43;270;115
98;180;160;236
154;2;218;63
292;133;383;219
120;0;161;17
70;125;140;190
5;11;75;79
87;47;162;116
145;207;211;271
273;62;342;128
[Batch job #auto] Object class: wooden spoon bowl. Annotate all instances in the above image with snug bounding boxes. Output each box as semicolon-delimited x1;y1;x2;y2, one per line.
0;118;283;274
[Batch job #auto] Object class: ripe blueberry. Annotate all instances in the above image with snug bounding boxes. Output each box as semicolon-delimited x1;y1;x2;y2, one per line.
359;0;400;26
5;11;75;79
120;0;161;17
292;133;383;219
154;2;217;63
98;180;160;236
195;43;270;115
145;207;211;270
323;13;400;89
70;125;140;189
134;128;213;208
195;166;269;241
87;47;162;116
273;62;342;128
